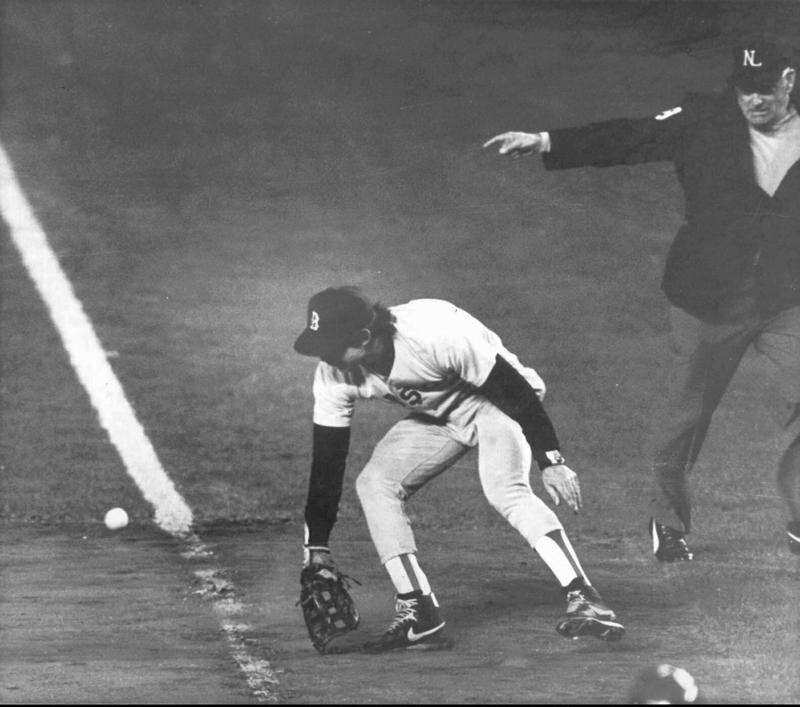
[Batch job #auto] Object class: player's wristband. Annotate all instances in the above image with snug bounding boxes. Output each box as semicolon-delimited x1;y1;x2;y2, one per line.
303;544;331;566
539;131;551;152
538;450;566;469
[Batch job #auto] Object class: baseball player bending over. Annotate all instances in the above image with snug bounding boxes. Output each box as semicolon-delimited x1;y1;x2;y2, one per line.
294;286;624;652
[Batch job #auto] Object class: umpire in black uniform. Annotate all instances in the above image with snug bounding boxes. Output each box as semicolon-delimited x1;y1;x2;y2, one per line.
484;38;800;561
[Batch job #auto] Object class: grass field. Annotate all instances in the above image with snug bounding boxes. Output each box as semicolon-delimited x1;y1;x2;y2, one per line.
2;1;799;703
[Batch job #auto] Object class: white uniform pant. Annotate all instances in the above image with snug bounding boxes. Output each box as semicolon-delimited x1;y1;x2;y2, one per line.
355;403;563;564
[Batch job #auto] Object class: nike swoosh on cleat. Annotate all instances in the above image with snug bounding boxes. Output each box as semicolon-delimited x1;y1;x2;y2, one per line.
407;621;445;642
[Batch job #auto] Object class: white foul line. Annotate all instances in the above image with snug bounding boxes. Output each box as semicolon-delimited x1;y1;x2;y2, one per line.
1;142;280;703
0;142;193;533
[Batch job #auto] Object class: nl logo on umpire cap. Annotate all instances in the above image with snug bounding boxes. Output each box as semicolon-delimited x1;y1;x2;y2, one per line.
741;48;763;67
729;39;792;93
309;310;320;331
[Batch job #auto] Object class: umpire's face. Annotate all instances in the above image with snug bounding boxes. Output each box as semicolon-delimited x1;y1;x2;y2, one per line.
735;67;796;129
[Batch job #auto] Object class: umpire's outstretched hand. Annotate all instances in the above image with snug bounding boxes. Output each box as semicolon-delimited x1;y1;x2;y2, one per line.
483;131;544;155
542;464;582;512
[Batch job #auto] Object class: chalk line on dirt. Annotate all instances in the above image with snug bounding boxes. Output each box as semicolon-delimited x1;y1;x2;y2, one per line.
0;142;279;703
0;143;191;534
193;564;281;703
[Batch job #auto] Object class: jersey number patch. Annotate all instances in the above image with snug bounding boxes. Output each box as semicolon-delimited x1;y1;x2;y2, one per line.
398;387;422;406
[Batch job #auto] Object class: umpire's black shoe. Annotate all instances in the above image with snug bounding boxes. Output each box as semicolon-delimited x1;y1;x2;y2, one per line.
787;521;800;555
362;590;453;652
650;517;694;562
556;579;625;642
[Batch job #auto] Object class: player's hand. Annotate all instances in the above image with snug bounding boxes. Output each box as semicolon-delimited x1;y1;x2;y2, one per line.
542;464;582;512
482;131;543;156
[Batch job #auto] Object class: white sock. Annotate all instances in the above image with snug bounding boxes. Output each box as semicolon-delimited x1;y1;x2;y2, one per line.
533;530;589;587
384;553;432;595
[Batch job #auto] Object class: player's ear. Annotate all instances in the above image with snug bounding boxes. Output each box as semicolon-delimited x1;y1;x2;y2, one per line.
357;328;372;348
783;67;796;92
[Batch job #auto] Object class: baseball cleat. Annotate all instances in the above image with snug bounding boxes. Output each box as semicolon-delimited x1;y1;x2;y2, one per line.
556;581;625;642
787;521;800;556
362;590;453;652
650;517;693;562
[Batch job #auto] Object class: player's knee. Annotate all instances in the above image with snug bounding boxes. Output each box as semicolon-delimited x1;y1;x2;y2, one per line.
481;479;528;516
355;468;375;502
356;467;394;503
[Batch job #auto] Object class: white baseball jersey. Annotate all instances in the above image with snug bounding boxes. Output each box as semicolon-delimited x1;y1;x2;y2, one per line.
311;299;545;442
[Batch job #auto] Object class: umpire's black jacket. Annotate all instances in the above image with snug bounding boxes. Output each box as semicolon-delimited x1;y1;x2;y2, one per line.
542;92;800;323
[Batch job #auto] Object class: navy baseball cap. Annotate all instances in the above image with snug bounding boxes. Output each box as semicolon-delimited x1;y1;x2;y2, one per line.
728;38;794;93
293;287;374;358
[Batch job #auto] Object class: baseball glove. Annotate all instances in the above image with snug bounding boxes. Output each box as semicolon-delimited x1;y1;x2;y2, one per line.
298;563;361;653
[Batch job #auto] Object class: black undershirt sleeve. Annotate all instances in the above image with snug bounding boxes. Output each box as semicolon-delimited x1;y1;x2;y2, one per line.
304;424;351;546
477;354;562;469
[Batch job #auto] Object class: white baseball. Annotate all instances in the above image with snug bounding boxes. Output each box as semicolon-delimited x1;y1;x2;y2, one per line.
104;507;129;530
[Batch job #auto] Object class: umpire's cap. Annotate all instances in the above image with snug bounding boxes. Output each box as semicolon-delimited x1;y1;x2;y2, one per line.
729;38;795;93
628;664;703;704
294;286;374;358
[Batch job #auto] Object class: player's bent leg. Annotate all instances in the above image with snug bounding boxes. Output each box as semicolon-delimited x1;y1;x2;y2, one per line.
355;417;466;652
356;417;469;563
355;467;417;560
474;406;624;641
474;406;562;543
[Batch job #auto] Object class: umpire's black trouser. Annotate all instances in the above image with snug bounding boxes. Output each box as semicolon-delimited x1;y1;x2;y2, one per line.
649;304;800;533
